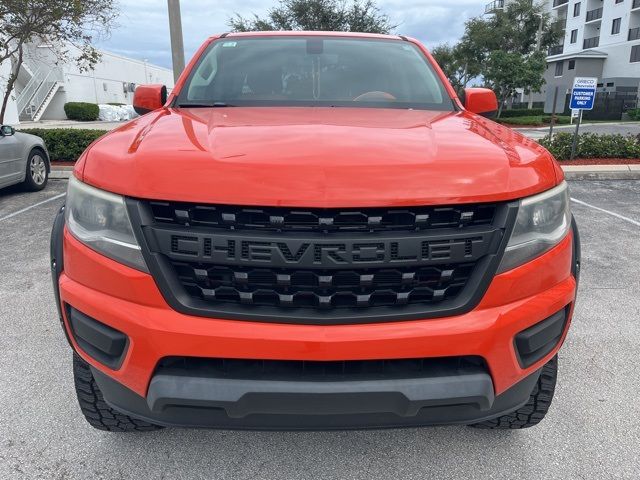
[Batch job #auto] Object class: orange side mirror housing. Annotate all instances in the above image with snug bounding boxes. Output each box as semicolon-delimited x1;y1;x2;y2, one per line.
133;84;167;115
462;88;498;118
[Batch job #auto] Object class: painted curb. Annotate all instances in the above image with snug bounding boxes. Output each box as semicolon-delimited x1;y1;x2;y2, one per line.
50;166;640;181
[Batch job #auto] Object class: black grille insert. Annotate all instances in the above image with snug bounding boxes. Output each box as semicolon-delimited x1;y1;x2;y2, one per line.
148;202;497;233
156;356;488;381
174;263;474;309
128;200;516;324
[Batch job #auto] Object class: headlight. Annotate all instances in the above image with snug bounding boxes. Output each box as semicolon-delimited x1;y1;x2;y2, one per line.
498;181;571;273
65;176;148;272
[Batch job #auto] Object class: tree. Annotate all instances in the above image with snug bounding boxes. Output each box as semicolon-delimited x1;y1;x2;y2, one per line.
431;42;482;93
432;0;562;116
483;50;547;116
470;0;562;114
229;0;396;34
0;0;118;122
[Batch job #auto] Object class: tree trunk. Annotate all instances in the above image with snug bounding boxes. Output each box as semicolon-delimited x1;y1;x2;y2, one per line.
0;45;23;124
497;91;511;119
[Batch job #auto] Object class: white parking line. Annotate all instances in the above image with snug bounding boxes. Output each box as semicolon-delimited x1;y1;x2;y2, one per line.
571;197;640;227
0;193;65;222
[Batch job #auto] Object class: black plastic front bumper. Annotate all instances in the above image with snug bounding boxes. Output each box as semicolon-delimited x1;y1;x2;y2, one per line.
92;363;541;430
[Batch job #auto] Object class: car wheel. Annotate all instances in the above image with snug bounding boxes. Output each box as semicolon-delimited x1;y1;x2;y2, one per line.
73;353;163;432
469;355;558;429
22;149;49;191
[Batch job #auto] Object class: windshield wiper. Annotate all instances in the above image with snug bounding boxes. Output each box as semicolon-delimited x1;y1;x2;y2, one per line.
177;102;236;108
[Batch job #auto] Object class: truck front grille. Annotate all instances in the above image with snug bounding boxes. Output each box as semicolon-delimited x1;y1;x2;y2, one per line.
127;200;517;325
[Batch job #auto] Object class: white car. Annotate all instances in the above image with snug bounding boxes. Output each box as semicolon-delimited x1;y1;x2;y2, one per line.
0;125;50;191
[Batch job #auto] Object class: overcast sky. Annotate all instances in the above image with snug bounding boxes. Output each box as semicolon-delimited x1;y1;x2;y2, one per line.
95;0;486;69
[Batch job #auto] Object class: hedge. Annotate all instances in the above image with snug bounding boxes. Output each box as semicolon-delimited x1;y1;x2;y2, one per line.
498;115;570;126
64;102;100;121
498;108;545;118
18;128;108;161
538;133;640;161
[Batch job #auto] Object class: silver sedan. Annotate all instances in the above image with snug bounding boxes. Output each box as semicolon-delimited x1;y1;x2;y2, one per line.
0;125;50;191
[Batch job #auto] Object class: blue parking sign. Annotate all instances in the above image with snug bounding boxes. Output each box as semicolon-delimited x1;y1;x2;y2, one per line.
569;77;597;110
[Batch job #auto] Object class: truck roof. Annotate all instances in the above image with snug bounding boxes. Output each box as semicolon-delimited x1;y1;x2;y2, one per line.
211;31;404;41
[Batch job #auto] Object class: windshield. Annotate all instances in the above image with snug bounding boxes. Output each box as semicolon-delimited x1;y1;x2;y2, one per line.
177;36;453;111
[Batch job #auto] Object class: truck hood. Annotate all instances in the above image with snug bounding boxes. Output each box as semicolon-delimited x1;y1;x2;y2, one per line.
78;107;559;207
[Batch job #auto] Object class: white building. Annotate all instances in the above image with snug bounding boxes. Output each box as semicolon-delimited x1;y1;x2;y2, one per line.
1;41;174;125
486;0;640;102
544;0;640;97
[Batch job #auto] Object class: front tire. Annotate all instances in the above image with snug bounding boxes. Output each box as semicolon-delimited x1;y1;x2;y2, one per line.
22;149;49;191
470;355;558;429
73;354;162;432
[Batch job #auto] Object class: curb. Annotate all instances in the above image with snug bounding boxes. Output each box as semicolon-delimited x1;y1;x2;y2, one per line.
561;165;640;180
50;166;640;181
50;166;73;180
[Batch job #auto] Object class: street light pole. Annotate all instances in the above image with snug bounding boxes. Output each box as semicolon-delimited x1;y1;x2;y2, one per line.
167;0;186;83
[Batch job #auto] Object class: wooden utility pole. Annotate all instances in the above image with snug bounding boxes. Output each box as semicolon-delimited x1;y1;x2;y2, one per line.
167;0;186;83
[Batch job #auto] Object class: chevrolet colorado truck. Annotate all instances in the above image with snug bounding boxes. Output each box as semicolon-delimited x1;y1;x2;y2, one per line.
50;32;580;431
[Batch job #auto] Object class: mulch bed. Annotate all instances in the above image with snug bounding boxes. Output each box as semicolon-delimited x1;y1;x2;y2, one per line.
557;158;640;165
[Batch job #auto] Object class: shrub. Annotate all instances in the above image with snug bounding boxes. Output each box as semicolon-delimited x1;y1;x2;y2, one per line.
17;128;108;161
538;133;640;161
626;109;640;120
498;115;570;126
64;102;100;121
499;108;545;118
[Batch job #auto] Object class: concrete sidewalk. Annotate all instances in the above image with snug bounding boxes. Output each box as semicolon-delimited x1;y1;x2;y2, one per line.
16;119;123;131
515;121;640;140
50;164;640;181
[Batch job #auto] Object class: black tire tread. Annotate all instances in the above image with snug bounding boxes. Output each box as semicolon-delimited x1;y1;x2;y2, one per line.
470;355;558;429
73;354;162;432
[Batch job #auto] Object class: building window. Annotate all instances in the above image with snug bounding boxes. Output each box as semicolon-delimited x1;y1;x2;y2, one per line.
568;60;576;70
570;29;578;43
615;0;623;4
631;45;640;63
606;82;615;87
555;61;564;76
573;2;581;17
612;18;621;35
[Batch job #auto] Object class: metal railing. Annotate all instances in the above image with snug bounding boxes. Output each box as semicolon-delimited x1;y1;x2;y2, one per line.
630;27;640;41
586;7;603;22
16;67;45;114
553;18;567;30
484;0;504;14
553;0;568;7
583;36;600;49
548;44;564;56
22;67;63;120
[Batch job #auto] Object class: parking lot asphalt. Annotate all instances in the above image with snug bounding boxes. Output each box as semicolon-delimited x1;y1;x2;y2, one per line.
1;179;639;480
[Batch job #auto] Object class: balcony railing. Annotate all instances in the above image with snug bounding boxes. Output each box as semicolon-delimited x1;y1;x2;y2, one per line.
553;0;569;7
553;18;567;30
485;0;504;14
633;0;640;10
586;7;603;22
630;27;640;41
583;36;600;49
548;44;564;56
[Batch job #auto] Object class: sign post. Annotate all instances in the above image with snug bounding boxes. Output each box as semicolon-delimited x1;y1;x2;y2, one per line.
569;77;597;160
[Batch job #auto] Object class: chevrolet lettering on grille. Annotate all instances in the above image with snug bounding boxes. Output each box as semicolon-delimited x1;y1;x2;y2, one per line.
151;230;500;269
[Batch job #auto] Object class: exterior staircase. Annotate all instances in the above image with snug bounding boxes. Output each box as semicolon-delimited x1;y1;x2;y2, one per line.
16;66;64;121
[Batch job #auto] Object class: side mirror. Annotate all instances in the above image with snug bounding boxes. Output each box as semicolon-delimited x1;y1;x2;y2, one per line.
462;88;498;118
0;125;15;136
133;84;167;115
